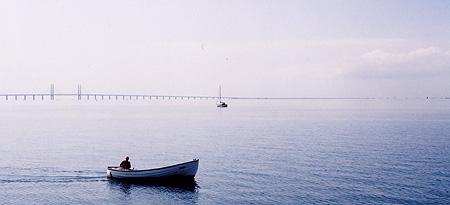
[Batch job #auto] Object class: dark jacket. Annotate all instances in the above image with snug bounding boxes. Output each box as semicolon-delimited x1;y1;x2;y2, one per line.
120;160;131;169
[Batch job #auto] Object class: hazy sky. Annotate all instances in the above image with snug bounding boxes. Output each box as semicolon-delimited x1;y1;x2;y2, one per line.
1;0;449;98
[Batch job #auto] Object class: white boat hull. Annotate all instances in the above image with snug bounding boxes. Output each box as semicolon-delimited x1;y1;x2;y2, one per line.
107;159;199;179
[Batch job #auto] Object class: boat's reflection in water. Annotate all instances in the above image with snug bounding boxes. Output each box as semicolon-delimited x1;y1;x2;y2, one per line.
108;177;199;195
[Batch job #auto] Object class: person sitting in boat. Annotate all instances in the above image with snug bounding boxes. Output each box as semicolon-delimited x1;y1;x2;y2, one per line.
120;156;131;170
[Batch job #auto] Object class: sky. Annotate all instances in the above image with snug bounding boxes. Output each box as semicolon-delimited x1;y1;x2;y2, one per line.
1;0;450;98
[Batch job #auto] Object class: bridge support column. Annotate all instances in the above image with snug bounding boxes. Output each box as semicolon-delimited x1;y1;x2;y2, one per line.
50;84;54;100
78;84;81;100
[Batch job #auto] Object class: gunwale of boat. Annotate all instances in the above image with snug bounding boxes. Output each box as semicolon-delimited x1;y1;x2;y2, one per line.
108;159;199;173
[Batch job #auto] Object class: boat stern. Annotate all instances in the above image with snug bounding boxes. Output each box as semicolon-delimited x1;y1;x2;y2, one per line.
107;169;113;178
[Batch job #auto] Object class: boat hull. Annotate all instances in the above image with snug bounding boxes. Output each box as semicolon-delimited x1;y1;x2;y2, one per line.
107;159;199;179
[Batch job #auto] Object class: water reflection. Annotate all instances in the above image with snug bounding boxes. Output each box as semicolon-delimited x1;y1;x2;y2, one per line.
107;178;199;202
109;178;199;192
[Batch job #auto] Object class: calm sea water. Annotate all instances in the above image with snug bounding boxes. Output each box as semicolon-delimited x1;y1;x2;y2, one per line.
0;99;449;204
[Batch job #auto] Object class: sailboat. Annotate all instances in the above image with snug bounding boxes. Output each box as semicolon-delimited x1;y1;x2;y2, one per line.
217;85;228;108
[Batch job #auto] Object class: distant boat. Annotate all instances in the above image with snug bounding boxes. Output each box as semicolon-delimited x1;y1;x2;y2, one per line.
107;159;199;180
217;85;228;108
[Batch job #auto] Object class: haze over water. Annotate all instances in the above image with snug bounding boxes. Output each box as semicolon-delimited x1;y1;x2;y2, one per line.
2;1;450;203
0;99;449;204
2;1;450;98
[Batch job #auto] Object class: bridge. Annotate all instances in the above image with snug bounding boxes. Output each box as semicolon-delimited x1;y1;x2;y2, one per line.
0;84;235;101
4;84;437;101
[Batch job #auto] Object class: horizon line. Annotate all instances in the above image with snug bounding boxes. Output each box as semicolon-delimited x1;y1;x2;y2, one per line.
0;93;448;100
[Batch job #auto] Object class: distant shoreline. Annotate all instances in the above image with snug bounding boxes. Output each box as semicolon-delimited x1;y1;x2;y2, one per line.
0;94;448;101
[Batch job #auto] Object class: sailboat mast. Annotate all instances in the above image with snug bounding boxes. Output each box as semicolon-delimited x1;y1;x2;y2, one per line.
216;85;227;107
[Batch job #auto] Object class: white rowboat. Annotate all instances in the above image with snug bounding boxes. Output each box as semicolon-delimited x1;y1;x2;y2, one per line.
107;159;199;179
